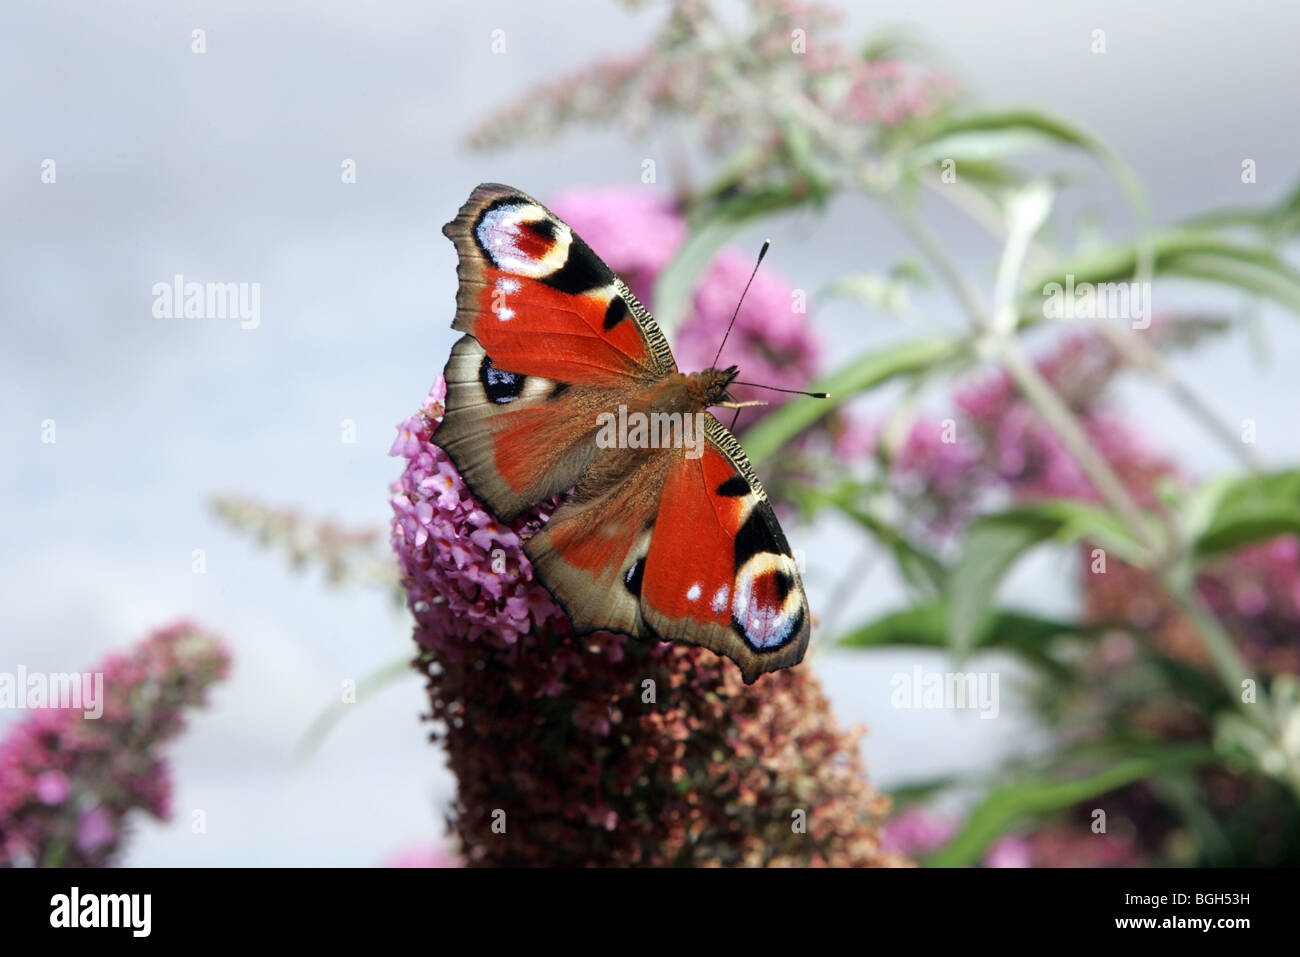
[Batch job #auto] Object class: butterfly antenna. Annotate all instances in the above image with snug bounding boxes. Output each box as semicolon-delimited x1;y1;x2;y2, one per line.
712;240;770;370
731;381;830;400
726;384;828;434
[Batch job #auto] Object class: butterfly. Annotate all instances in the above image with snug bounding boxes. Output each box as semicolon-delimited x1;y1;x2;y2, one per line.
433;183;810;683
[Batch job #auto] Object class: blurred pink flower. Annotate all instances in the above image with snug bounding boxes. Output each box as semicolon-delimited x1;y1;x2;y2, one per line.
382;844;462;868
834;330;1178;541
465;1;952;153
880;806;957;857
984;835;1033;868
888;417;990;534
33;771;69;806
831;414;878;464
548;186;686;306
75;808;115;854
956;333;1172;506
1197;534;1300;675
988;826;1148;868
0;621;230;867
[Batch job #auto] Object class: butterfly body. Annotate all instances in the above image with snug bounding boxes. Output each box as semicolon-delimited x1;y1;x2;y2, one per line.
434;183;811;683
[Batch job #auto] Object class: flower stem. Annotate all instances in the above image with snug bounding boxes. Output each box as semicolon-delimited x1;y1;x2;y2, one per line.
995;342;1164;557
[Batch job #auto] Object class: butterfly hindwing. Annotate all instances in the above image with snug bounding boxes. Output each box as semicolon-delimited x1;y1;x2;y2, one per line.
638;416;810;683
519;451;663;641
522;415;810;684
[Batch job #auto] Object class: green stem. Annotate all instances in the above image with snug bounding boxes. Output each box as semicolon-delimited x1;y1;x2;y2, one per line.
996;343;1164;558
891;197;1165;559
1164;579;1262;720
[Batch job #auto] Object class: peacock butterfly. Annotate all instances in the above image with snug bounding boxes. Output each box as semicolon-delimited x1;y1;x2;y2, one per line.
433;183;811;683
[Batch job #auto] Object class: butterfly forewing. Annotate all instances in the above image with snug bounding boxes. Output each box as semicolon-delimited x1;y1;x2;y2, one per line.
442;183;674;381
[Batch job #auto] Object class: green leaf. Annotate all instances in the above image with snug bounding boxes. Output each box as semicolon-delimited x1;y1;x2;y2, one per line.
926;743;1218;867
860;29;936;65
743;337;959;464
838;602;1097;683
653;218;737;339
1181;178;1300;238
834;503;947;594
905;110;1146;219
907;110;1096;166
905;108;1155;302
936;157;1024;188
888;774;962;808
948;511;1062;658
889;259;932;288
1021;231;1300;323
1190;470;1300;560
947;502;1151;656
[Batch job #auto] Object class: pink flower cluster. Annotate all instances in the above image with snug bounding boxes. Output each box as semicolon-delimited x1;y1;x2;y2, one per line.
1198;534;1300;676
873;332;1177;540
886;417;990;535
0;621;230;867
955;334;1171;505
984;829;1146;868
880;806;956;857
465;0;952;154
388;378;631;684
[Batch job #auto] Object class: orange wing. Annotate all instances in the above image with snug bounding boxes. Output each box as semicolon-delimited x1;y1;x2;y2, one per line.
435;184;674;521
444;182;674;383
524;416;810;684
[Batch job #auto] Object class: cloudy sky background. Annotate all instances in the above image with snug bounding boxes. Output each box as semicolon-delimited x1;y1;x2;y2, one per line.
3;0;1298;864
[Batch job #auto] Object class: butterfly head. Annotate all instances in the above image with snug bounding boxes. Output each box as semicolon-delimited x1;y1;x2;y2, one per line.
697;364;741;407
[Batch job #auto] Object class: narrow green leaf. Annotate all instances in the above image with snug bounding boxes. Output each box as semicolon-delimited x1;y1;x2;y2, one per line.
947;512;1062;657
1191;470;1300;560
947;501;1151;656
927;744;1218;867
906;110;1148;231
1021;231;1300;323
906;107;1155;305
823;272;916;315
834;504;947;594
653;218;738;338
1181;178;1300;237
292;654;416;770
907;109;1096;167
838;602;1097;683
